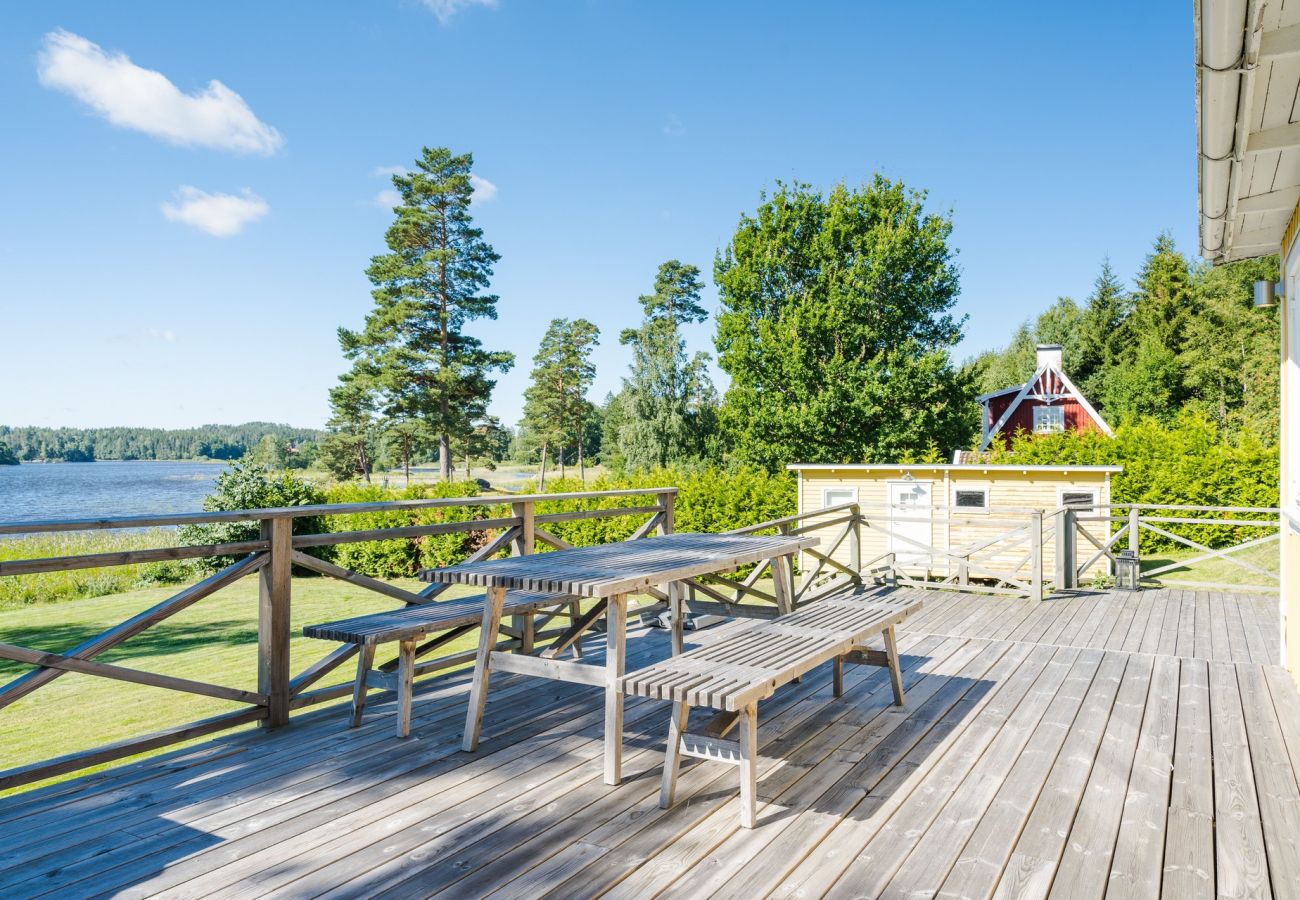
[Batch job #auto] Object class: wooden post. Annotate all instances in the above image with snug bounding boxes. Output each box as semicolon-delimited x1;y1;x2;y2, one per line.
462;585;506;752
772;553;795;615
1128;506;1140;553
849;504;862;582
1029;510;1044;601
258;517;292;727
604;592;628;785
510;500;535;654
659;700;689;809
656;490;675;536
1055;508;1077;590
738;703;759;828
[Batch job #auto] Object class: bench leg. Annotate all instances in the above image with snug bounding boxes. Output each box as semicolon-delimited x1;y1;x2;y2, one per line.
463;585;507;752
604;592;628;785
660;700;689;809
568;600;583;659
883;624;905;706
738;702;759;828
396;638;416;738
513;612;535;655
350;642;376;728
832;655;844;698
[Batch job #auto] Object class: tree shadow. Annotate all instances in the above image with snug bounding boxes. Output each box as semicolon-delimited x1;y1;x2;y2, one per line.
0;619;259;678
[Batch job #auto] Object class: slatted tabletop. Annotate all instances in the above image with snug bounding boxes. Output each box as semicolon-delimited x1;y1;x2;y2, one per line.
418;532;818;597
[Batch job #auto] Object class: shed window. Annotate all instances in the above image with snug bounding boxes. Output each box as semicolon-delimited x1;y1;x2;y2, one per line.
954;489;988;510
822;487;857;509
1033;406;1065;433
1061;491;1097;511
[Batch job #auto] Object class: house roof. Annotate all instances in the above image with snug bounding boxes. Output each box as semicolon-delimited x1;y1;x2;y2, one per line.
978;363;1113;450
787;463;1123;473
1196;0;1300;262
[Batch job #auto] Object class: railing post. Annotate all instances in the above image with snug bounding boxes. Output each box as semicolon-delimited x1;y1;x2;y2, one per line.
656;490;675;536
1128;506;1140;553
849;504;862;582
258;516;292;727
1056;508;1077;590
1029;510;1044;600
511;500;535;556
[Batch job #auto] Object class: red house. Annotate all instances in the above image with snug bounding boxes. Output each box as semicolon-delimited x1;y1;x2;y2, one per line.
976;344;1112;450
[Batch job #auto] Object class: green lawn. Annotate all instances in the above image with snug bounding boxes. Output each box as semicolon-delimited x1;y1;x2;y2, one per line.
0;575;491;795
1140;539;1280;590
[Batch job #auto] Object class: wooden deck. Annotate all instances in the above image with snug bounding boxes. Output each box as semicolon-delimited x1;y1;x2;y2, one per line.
1;586;1297;899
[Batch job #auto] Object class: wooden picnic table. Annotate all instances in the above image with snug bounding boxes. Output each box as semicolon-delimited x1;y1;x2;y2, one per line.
419;531;817;784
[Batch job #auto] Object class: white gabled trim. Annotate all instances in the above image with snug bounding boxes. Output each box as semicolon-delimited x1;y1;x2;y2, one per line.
977;363;1113;450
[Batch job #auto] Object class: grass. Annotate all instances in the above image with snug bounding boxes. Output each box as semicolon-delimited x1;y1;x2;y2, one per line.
0;529;181;609
1140;539;1280;589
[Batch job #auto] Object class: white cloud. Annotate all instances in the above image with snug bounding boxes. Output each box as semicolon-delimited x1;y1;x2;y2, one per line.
421;0;498;24
37;29;283;155
146;328;177;342
372;165;407;177
662;114;686;137
374;189;402;208
161;186;269;237
470;174;497;202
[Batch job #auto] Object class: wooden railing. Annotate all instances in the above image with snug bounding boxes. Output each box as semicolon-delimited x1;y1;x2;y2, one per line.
0;487;677;791
1053;503;1282;593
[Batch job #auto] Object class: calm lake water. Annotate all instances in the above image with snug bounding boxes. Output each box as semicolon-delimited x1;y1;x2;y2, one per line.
0;461;222;525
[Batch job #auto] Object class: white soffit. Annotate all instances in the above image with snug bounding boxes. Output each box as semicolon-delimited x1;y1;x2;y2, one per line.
1198;0;1300;262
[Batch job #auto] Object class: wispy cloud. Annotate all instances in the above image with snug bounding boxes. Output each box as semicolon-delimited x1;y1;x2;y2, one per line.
421;0;498;25
470;174;497;202
372;165;407;177
37;29;283;155
374;189;402;209
146;327;177;342
161;186;269;237
662;114;686;137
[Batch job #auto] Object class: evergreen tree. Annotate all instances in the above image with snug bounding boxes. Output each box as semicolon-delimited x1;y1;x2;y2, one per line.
715;178;971;469
382;418;432;486
319;375;380;482
615;261;717;470
522;318;600;486
338;147;513;480
1073;259;1131;399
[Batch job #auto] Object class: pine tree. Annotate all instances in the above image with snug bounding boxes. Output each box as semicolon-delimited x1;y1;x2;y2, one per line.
338;147;514;481
521;318;601;487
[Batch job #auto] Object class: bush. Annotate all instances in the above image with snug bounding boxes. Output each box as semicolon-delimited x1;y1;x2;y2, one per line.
322;480;495;578
986;411;1278;551
179;463;330;573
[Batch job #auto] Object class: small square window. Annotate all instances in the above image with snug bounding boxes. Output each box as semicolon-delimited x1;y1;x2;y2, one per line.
954;489;988;510
1033;406;1065;433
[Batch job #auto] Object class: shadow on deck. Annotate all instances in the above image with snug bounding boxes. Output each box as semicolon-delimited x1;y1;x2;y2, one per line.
0;586;1296;899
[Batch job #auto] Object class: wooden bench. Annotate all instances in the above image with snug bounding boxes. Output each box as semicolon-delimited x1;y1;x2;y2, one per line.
620;590;924;827
304;591;578;737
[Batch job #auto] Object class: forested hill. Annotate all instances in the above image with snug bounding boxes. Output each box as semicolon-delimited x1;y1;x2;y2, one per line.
0;423;325;462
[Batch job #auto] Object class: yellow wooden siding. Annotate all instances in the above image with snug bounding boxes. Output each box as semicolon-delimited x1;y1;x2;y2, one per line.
796;468;1113;586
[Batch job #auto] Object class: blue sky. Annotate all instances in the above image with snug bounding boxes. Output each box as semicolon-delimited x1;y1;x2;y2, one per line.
0;1;1196;430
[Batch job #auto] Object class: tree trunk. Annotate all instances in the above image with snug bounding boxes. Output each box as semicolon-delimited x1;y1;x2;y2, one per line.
404;441;411;487
465;452;471;480
538;439;549;492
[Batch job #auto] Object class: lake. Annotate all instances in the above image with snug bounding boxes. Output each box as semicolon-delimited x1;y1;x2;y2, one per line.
0;461;222;525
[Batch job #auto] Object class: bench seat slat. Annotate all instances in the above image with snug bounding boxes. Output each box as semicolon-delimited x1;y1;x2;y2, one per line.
304;591;574;644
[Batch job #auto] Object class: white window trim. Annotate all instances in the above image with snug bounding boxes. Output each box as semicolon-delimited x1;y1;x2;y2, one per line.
1032;405;1066;434
821;486;858;509
952;484;990;512
1058;487;1099;511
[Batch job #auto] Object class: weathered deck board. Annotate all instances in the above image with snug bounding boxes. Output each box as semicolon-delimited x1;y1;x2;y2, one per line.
0;586;1295;900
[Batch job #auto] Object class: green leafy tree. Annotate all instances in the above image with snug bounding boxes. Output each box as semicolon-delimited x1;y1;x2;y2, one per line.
338;147;514;481
0;441;17;466
247;434;290;470
521;317;601;485
320;374;380;482
1073;259;1132;399
715;177;972;469
382;418;432;486
615;261;718;470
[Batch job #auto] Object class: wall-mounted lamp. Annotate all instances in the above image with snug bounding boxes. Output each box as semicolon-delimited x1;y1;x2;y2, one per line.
1254;279;1283;308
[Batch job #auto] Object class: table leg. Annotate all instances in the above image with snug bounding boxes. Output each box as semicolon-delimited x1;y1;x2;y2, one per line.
396;638;416;738
669;581;684;656
772;553;794;615
462;585;506;752
604;591;628;785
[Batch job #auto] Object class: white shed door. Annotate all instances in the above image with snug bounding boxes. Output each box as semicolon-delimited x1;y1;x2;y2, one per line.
888;481;933;566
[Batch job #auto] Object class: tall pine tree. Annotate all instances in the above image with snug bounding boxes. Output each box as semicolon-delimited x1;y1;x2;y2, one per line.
337;147;513;480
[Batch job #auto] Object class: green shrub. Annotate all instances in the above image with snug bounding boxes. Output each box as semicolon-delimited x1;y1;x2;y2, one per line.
987;411;1278;551
322;480;497;578
179;463;330;573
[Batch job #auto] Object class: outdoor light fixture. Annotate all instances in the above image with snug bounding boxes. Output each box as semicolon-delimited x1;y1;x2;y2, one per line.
1114;549;1141;591
1254;279;1282;308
